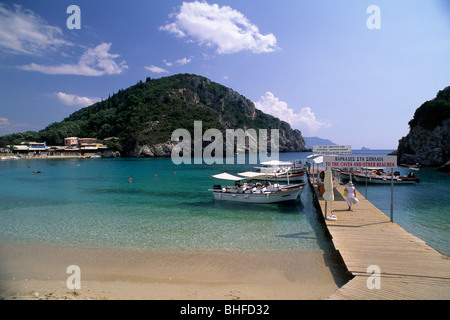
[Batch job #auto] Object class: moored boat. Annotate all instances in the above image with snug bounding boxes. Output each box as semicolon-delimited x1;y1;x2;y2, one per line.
336;169;352;181
209;172;305;203
252;160;305;182
335;168;420;184
351;169;420;184
400;163;421;171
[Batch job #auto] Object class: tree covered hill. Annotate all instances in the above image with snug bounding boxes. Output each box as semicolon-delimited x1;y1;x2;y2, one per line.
1;74;306;156
397;86;450;167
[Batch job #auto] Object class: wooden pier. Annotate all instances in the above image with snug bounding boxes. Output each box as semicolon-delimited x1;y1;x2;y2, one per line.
308;173;450;300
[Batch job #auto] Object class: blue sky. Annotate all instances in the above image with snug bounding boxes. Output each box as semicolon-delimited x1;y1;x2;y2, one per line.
0;0;449;149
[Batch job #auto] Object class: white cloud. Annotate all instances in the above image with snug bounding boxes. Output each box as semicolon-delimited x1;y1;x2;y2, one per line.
254;92;330;134
0;4;127;77
17;43;128;76
176;56;192;65
144;65;169;73
0;117;37;135
0;117;10;127
0;3;69;55
55;92;101;107
162;56;193;67
160;1;279;54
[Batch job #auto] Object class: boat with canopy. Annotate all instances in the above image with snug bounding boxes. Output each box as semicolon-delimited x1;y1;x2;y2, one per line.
209;172;305;203
336;168;420;184
252;160;305;182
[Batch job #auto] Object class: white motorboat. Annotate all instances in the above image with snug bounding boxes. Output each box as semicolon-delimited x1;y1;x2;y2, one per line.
336;168;420;184
351;169;420;184
209;172;305;203
399;163;421;171
252;160;305;182
336;169;352;181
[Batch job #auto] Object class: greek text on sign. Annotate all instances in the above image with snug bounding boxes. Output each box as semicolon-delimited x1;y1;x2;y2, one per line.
323;155;397;169
312;145;351;154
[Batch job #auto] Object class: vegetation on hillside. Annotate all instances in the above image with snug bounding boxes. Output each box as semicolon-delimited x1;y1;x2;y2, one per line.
0;74;302;154
408;86;450;130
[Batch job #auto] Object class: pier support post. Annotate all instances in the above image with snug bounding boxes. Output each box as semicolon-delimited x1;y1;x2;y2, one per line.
390;171;394;222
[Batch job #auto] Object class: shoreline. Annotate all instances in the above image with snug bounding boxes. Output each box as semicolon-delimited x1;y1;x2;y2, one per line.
0;242;349;300
1;154;99;160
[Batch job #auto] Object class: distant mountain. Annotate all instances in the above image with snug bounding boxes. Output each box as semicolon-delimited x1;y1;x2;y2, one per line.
0;74;307;157
303;137;336;149
397;86;450;168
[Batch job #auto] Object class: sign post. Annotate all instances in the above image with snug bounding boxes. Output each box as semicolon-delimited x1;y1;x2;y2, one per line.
391;170;394;222
312;145;351;155
322;155;397;169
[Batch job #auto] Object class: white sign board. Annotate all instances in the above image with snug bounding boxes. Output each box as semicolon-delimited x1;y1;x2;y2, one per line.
323;155;397;169
312;145;351;155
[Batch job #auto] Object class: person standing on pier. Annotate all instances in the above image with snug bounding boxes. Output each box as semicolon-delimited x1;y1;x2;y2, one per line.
344;181;357;210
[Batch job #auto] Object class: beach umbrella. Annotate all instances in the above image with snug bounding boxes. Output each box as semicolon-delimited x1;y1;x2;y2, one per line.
323;167;337;221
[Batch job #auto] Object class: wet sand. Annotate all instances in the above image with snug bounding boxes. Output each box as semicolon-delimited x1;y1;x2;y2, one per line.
0;242;350;300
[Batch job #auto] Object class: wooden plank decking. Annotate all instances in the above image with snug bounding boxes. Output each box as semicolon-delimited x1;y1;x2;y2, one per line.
308;174;450;300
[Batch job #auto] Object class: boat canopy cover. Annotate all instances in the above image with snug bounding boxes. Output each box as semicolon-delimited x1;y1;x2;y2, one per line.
260;160;293;166
312;156;323;164
212;173;245;181
237;171;274;179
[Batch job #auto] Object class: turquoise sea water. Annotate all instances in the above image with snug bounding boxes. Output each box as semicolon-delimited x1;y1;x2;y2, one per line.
354;167;450;256
0;150;448;256
0;154;328;252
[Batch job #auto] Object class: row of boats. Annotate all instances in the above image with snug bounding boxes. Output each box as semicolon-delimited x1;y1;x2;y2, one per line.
208;160;306;204
337;168;420;184
208;160;422;203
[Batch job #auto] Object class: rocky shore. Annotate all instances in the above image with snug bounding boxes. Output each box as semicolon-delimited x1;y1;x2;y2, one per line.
397;87;449;170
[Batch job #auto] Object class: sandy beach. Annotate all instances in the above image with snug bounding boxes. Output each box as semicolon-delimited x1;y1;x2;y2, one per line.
0;242;349;300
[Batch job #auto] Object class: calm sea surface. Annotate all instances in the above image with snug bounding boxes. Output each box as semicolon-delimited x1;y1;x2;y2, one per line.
0;150;448;256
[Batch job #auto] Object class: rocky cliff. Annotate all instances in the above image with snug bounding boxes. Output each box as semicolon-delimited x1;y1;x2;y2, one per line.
0;74;306;157
397;86;450;169
128;74;306;157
